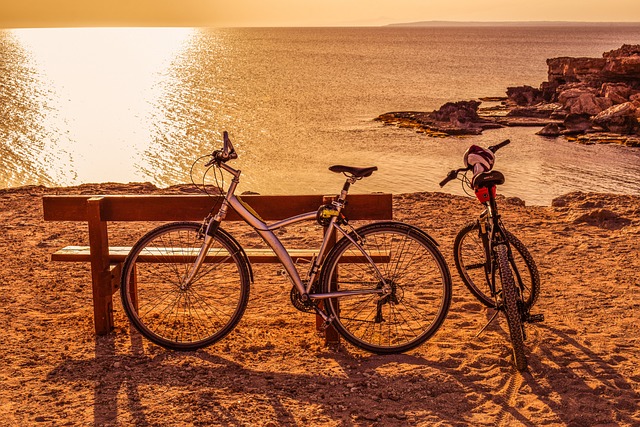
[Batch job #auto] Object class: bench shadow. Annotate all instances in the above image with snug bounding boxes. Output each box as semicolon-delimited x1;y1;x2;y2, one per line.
46;322;640;426
47;332;480;426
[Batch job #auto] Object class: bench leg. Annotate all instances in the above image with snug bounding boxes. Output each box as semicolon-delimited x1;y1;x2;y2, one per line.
91;269;114;335
87;197;114;336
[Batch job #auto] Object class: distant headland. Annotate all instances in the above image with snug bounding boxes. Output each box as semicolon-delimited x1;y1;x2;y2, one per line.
376;44;640;147
386;21;640;27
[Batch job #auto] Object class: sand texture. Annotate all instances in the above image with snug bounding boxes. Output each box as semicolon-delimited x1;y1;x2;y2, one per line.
0;184;638;426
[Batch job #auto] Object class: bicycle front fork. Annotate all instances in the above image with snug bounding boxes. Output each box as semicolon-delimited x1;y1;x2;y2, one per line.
182;219;220;288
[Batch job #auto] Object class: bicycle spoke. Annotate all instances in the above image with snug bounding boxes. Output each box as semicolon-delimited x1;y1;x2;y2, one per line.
121;222;250;350
321;223;451;353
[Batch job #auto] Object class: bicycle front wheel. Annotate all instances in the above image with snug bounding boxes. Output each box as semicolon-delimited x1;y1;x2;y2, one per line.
320;222;452;354
120;222;251;351
495;244;527;371
454;221;540;309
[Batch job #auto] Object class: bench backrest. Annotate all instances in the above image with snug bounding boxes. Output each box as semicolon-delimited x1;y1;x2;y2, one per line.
42;194;393;222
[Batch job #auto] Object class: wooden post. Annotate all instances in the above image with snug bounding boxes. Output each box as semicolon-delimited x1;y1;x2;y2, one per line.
87;197;114;335
317;196;340;346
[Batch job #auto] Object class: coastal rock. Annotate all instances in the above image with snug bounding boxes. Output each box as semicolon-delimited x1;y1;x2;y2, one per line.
536;123;561;137
429;100;481;123
377;44;640;144
541;81;561;102
547;57;606;85
563;114;593;134
601;44;640;82
548;44;640;88
592;102;639;134
376;101;501;136
557;87;612;115
506;105;554;118
506;85;544;106
600;82;633;104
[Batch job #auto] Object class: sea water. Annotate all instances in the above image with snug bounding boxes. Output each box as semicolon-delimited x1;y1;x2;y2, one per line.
1;25;640;205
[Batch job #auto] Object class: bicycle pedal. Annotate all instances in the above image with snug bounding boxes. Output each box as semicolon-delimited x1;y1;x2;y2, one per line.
527;313;544;323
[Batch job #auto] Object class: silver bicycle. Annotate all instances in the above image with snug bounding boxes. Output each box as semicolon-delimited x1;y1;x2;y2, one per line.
120;132;452;354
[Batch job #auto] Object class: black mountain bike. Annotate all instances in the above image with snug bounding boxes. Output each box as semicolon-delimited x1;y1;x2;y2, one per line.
440;139;543;371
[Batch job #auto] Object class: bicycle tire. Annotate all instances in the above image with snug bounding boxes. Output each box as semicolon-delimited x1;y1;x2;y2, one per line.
120;222;251;351
454;221;540;309
495;244;528;371
319;221;452;354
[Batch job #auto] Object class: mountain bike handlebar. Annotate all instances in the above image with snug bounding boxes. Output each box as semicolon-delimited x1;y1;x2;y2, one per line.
487;139;511;154
439;139;510;188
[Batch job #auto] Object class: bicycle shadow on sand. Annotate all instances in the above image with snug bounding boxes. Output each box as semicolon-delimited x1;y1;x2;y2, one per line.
444;309;640;427
46;321;639;426
45;328;494;426
523;324;639;426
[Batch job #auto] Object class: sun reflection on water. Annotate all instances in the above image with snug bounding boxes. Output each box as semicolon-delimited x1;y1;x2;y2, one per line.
9;27;195;184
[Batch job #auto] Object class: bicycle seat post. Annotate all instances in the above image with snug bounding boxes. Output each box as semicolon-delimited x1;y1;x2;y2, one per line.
336;175;356;206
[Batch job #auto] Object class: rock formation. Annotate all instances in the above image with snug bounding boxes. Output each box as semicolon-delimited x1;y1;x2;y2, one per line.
376;44;640;146
376;101;501;136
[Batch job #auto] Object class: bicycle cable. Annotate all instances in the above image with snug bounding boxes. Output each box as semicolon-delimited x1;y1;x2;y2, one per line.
189;154;225;214
460;171;474;197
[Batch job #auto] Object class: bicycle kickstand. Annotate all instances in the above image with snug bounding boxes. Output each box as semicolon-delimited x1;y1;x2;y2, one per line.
475;309;501;338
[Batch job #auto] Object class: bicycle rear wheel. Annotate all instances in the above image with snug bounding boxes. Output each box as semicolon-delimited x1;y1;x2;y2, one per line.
320;222;452;354
120;222;251;351
454;221;540;309
495;244;527;371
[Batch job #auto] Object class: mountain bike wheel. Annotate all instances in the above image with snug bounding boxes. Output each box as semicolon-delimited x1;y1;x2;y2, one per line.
454;221;540;309
120;222;251;351
495;244;528;371
320;222;452;354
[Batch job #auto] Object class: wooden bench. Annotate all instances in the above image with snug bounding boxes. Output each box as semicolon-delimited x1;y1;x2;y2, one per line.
42;193;393;343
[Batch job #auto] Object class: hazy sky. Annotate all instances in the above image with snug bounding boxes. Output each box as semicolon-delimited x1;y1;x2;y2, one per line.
1;0;640;28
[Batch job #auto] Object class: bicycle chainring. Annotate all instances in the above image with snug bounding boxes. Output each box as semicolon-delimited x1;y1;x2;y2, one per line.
290;286;316;313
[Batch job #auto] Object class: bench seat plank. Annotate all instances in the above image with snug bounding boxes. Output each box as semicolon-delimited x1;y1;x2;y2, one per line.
52;246;390;264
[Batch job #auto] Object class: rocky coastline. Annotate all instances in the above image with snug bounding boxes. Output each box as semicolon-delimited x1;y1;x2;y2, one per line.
376;44;640;147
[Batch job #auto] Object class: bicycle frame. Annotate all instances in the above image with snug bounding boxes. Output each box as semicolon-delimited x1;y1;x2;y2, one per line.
185;161;388;308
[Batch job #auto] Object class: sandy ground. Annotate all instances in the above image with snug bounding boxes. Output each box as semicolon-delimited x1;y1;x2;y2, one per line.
0;183;638;426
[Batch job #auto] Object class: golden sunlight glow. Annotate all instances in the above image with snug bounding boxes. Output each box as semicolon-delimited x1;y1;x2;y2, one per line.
1;0;639;28
12;27;194;183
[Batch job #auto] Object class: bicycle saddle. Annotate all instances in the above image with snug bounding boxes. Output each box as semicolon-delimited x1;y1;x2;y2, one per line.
329;165;378;178
472;170;505;189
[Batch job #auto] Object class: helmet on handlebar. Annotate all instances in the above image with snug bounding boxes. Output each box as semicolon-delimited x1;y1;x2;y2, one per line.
463;145;495;173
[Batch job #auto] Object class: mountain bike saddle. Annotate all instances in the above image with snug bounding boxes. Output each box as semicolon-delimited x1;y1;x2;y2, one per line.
329;165;378;178
472;170;505;189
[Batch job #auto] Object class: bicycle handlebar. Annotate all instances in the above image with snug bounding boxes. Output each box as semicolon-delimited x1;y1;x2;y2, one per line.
487;139;510;153
439;139;511;187
206;131;238;166
439;167;468;187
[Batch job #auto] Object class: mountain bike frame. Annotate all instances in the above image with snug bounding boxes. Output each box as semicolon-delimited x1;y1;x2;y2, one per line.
474;180;516;301
183;160;390;320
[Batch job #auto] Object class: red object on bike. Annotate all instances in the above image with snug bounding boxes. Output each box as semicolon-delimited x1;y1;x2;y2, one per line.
474;186;496;203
